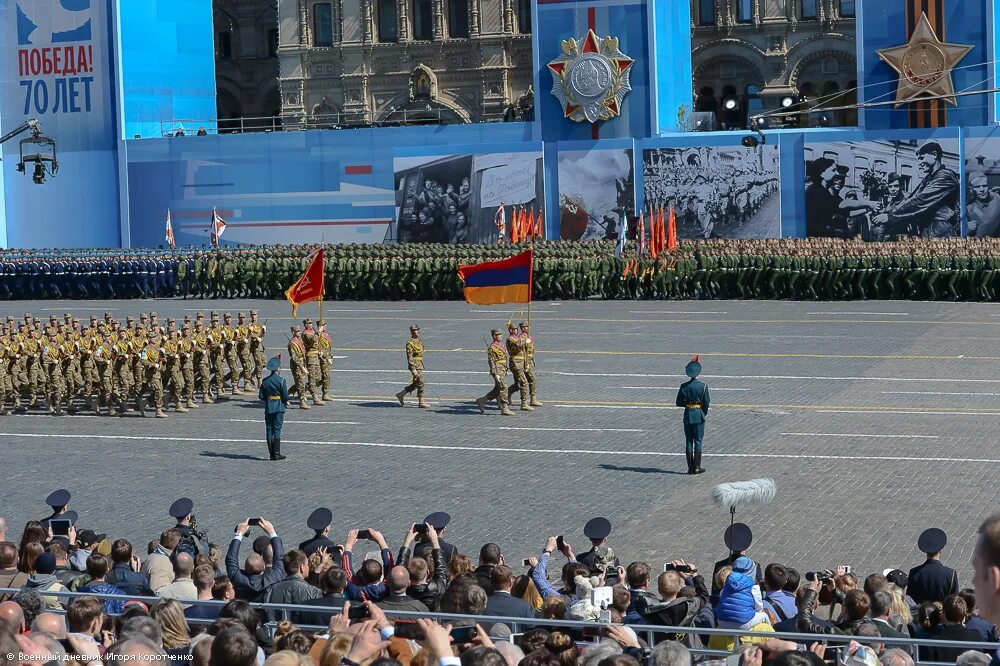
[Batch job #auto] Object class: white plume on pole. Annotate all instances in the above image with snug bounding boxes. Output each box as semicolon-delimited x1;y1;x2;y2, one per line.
711;478;777;509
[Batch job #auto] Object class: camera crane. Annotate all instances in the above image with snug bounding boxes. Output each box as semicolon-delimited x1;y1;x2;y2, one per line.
0;118;59;184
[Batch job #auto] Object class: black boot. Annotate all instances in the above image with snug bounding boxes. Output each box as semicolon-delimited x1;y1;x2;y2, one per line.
266;436;275;460
685;450;695;474
273;438;286;461
694;451;705;474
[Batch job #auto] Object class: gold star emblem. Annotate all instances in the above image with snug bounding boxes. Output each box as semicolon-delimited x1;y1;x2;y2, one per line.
876;13;973;107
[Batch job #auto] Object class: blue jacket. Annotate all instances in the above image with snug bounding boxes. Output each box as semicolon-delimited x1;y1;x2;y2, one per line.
764;589;797;622
715;571;756;624
79;581;126;615
259;373;289;414
676;378;710;425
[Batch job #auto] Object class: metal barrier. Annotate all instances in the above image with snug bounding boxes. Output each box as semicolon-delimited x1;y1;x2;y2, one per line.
4;587;996;664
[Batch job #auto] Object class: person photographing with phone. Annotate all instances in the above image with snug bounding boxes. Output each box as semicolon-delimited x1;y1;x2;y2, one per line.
343;528;393;602
397;522;450;611
225;517;285;601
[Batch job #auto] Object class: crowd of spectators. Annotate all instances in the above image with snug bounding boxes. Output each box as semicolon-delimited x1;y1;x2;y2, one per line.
1;508;998;666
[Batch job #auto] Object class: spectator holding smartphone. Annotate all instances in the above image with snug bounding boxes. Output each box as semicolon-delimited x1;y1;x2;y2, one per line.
398;523;449;611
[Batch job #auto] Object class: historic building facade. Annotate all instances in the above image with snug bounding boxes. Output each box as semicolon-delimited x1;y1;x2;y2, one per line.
214;0;282;127
275;0;534;127
690;0;857;128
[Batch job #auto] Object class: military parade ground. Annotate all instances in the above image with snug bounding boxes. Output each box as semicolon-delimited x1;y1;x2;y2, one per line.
2;297;998;586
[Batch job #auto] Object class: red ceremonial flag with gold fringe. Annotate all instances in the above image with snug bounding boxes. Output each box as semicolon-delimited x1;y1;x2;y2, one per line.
526;208;536;242
285;247;325;318
667;207;678;252
536;208;545;240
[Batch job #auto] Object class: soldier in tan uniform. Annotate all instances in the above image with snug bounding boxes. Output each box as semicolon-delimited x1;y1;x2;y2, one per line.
302;319;324;406
42;331;66;415
504;322;532;412
207;314;227;399
193;321;213;403
317;320;333;402
164;329;188;413
180;325;199;409
236;312;254;392
248;310;266;386
111;328;134;416
476;329;515;416
139;330;167;418
519;321;543;408
287;325;310;409
396;324;429;408
222;312;243;396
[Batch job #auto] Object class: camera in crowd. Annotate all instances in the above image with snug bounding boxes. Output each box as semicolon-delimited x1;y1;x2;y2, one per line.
663;561;696;574
805;569;834;582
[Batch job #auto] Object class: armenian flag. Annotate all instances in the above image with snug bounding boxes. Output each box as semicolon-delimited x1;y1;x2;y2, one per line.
457;249;533;305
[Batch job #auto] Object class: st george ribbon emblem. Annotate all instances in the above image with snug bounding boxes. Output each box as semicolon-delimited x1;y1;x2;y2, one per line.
547;29;634;123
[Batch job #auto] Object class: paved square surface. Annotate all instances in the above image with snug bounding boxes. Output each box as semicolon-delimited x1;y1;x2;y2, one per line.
3;298;998;584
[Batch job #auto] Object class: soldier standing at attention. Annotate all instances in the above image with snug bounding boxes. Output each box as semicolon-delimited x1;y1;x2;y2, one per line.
505;321;531;412
259;356;289;461
675;356;709;475
476;329;515;416
396;324;429;408
287;326;310;409
317;320;334;402
518;321;542;408
302;319;324;406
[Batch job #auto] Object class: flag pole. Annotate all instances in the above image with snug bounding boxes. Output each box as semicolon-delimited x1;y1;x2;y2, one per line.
528;213;535;330
318;239;325;323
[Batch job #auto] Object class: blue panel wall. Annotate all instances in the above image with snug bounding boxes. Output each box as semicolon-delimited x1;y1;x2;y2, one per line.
650;0;692;134
117;0;216;139
0;0;122;247
124;122;535;247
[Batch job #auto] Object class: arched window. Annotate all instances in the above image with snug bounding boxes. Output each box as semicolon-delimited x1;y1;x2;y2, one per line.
839;0;855;17
801;0;817;19
313;3;333;46
517;0;531;33
268;28;279;56
378;0;398;41
736;0;752;23
449;0;469;37
412;0;433;40
698;0;715;25
216;31;232;59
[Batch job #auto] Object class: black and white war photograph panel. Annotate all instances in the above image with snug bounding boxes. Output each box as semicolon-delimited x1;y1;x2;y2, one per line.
641;145;781;240
556;147;635;241
804;138;961;241
964;136;1000;238
393;151;544;244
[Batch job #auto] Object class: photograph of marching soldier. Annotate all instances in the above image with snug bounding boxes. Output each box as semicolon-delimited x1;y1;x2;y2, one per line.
557;148;635;241
642;145;780;240
964;137;1000;238
393;151;544;244
804;139;961;240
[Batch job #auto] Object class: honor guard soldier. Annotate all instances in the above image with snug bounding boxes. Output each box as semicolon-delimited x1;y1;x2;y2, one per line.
518;322;542;408
396;324;429;408
576;517;621;585
413;511;458;564
40;489;71;529
301;319;324;406
907;528;959;604
248;311;266;386
505;322;532;412
476;329;515;416
317;320;333;402
299;508;338;556
676;355;710;475
169;497;210;558
259;356;289;461
287;326;310;409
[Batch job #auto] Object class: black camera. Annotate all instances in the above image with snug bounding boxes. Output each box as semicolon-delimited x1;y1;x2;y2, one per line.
663;562;695;574
805;570;833;582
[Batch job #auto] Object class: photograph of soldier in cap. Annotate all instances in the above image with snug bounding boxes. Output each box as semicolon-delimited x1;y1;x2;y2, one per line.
642;145;780;239
806;139;961;240
963;139;1000;237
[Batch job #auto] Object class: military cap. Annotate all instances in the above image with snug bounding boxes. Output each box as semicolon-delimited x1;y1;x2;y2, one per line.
250;310;259;316
917;528;947;554
224;312;232;318
409;324;420;331
72;318;80;324
210;312;219;320
685;355;702;378
266;356;281;371
291;325;301;333
183;316;191;323
63;312;71;319
166;318;176;324
147;330;157;337
724;522;753;552
917;141;943;158
104;312;113;319
196;312;205;319
140;313;148;320
150;312;158;318
584;517;612;540
518;321;528;328
46;489;71;508
490;328;502;336
24;313;33;319
303;318;313;325
307;507;333;531
126;316;134;323
48;315;57;321
423;511;451;530
317;320;325;326
238;313;246;320
168;497;194;519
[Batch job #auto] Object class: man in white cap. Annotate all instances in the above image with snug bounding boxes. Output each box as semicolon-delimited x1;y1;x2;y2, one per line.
675;356;710;475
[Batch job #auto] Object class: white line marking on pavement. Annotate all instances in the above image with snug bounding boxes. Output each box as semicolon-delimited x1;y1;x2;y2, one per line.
628;310;727;314
553;371;1000;384
5;432;998;464
373;380;485;387
496;426;645;433
554;404;675;410
334;369;481;375
806;312;909;316
617;386;751;391
17;414;99;418
228;419;360;425
781;432;940;439
880;391;1000;396
817;409;1000;416
332;355;348;359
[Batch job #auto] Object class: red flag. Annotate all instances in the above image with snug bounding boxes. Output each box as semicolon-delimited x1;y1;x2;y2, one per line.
639;210;646;256
536;208;545;240
667;207;678;252
526;208;536;242
284;247;325;318
649;210;659;260
510;208;519;244
165;210;176;250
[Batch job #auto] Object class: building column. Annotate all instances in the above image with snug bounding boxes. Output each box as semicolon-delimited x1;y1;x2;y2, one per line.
432;0;446;40
334;0;343;42
298;0;309;45
362;0;374;42
469;0;479;36
503;0;514;34
397;0;410;41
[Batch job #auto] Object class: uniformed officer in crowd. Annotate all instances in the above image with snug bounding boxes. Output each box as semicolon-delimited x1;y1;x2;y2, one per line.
907;527;959;603
412;511;458;564
40;489;71;529
169;497;210;557
299;508;338;556
259;355;289;461
676;355;710;475
576;517;622;585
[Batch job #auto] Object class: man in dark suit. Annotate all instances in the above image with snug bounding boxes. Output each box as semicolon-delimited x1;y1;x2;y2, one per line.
908;528;958;604
413;512;457;564
483;564;535;632
675;356;710;474
259;356;289;460
919;594;987;663
474;544;502;595
870;591;913;657
225;518;285;601
299;507;339;556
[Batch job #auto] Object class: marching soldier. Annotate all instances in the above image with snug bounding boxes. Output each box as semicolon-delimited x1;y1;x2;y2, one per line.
504;321;531;412
518;321;542;408
302;319;324;406
193;321;213;404
222;313;243;396
179;325;199;409
317;320;333;402
287;325;310;409
396;324;429;408
207;313;227;400
42;331;65;415
164;329;188;413
111;327;134;416
476;329;515;416
236;313;254;392
248;310;266;386
139;330;168;418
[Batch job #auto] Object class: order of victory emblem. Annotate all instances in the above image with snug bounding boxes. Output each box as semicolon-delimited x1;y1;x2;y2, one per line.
547;29;634;123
